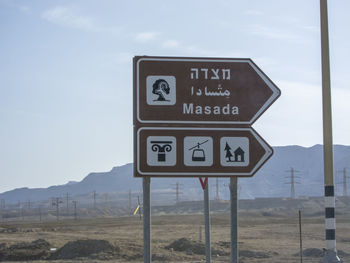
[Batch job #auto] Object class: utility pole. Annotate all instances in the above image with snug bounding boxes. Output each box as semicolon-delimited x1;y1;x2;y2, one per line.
93;191;96;210
0;199;4;222
171;182;183;204
39;205;42;222
52;197;62;222
319;0;342;262
285;168;301;199
215;178;220;200
21;206;24;221
129;190;132;212
104;193;108;216
72;200;77;220
66;193;69;214
336;168;349;197
137;195;142;220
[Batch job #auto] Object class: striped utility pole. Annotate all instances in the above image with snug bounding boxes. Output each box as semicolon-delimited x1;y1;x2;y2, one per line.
319;1;342;262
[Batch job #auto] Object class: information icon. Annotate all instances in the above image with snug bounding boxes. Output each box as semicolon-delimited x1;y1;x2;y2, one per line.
220;137;249;167
147;136;176;166
184;136;213;166
146;76;176;105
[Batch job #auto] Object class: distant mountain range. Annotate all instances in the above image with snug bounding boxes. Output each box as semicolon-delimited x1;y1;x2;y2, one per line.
1;145;349;204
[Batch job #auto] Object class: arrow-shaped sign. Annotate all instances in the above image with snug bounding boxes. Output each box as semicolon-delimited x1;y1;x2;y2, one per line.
134;56;281;126
135;127;273;177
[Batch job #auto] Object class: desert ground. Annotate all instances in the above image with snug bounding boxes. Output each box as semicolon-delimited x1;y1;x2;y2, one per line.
0;198;349;262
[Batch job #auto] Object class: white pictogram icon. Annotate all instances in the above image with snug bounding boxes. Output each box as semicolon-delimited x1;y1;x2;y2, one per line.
184;136;213;166
220;137;249;167
147;136;176;166
146;76;176;105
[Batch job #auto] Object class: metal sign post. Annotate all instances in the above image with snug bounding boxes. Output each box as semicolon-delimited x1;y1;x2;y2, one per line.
143;177;151;263
204;183;211;263
201;178;211;263
230;177;238;263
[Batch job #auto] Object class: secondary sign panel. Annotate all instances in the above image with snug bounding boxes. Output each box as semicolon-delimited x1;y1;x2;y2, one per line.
134;56;281;125
135;127;273;177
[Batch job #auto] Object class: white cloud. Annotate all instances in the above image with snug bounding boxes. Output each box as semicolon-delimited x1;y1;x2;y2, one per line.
41;6;115;33
162;39;180;48
134;31;160;42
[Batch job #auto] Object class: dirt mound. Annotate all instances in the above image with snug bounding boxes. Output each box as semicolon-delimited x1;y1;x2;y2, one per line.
165;238;225;256
166;237;205;255
49;239;119;260
0;239;51;261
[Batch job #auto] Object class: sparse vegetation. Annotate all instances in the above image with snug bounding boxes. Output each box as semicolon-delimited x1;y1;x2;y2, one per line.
0;200;349;262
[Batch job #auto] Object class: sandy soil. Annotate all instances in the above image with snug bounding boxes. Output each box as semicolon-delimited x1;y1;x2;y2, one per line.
0;208;349;262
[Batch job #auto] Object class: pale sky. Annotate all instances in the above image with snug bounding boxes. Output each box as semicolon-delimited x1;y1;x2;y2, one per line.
1;0;349;193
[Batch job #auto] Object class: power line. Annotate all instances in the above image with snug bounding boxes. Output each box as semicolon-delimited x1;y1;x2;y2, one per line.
129;190;132;212
72;200;77;220
0;199;5;210
336;167;349;197
66;193;70;213
104;193;109;216
52;197;63;221
285;167;301;199
215;178;220;200
93;191;97;210
171;182;183;204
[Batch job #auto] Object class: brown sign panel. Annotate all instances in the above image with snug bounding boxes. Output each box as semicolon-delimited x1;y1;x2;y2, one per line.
134;127;273;177
134;56;280;125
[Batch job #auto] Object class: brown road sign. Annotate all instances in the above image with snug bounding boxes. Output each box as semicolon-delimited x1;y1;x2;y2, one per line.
133;56;280;126
134;127;273;177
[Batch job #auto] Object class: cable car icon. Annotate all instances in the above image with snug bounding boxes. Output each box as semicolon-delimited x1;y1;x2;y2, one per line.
188;140;209;161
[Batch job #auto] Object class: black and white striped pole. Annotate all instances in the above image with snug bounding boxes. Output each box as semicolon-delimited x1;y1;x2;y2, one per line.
319;1;343;262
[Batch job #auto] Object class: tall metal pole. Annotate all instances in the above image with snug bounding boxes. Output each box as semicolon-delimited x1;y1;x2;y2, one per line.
230;177;238;263
203;179;211;263
143;177;151;263
319;1;342;262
